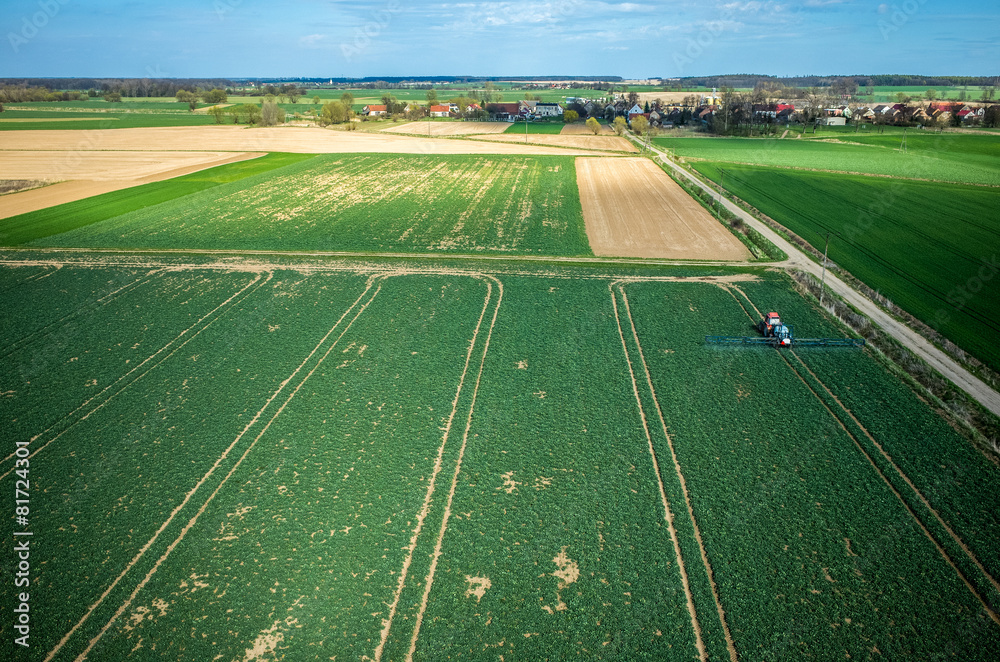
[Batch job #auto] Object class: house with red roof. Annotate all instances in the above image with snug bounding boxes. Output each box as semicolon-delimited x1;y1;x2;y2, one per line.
363;104;387;117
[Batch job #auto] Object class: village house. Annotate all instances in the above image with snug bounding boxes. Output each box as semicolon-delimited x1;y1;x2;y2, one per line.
534;102;563;117
429;105;450;118
362;104;387;117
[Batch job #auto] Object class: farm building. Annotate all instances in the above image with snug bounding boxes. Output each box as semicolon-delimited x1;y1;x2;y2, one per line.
429;105;450;118
363;104;387;117
534;102;563;117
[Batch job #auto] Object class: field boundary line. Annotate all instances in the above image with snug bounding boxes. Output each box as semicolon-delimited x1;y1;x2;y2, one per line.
1;268;162;359
372;275;497;662
609;282;707;662
725;286;1000;623
0;271;270;478
44;274;385;662
403;275;503;661
618;282;737;662
791;352;1000;596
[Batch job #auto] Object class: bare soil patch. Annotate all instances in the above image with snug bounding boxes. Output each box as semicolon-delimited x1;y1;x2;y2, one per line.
0;180;47;195
0;126;607;157
470;134;637;153
0;152;263;219
577;158;750;260
0;150;261;182
561;123;613;135
380;122;512;136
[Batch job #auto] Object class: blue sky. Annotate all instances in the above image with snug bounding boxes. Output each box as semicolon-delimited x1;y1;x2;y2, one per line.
3;0;998;78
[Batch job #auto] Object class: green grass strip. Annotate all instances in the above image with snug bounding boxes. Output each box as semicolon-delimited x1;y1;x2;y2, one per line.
0;152;316;246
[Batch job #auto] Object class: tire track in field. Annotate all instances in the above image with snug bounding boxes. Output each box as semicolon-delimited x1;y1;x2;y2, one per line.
403;275;503;662
791;353;1000;599
609;282;707;662
616;281;738;662
46;274;387;662
0;271;270;479
725;286;1000;625
0;268;162;359
0;263;59;295
372;274;499;662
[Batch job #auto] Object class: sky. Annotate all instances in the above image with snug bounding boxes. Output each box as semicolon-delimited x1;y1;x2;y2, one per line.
2;0;998;79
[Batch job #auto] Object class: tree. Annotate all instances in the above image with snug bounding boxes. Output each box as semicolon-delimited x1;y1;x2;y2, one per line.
340;91;354;109
261;95;284;126
405;103;426;121
320;100;348;125
925;89;937;101
203;88;227;104
104;91;122;103
210;105;225;124
612;116;627;135
313;95;321;105
631;115;649;135
585;117;601;135
426;88;438;105
627;91;640;107
896;92;912;104
563;109;579;123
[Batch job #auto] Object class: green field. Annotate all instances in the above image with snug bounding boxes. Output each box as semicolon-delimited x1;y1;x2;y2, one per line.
691;162;1000;371
653;134;1000;186
23;154;592;256
0;153;314;246
503;121;567;134
1;254;997;660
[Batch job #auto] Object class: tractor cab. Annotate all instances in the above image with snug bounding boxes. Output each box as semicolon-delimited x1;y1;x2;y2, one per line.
759;312;782;336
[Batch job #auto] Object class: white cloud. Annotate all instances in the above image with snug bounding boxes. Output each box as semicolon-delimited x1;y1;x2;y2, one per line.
298;34;329;47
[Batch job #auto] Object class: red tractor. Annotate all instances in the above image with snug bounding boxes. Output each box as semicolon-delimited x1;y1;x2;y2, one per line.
757;312;792;347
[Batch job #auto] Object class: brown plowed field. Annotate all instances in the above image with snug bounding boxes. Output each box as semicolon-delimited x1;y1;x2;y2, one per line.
0;151;260;182
469;133;637;152
576;157;750;260
561;123;614;135
380;122;512;135
0;126;606;157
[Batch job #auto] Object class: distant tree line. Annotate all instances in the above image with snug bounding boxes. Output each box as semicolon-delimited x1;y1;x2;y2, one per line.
0;78;235;98
676;74;998;90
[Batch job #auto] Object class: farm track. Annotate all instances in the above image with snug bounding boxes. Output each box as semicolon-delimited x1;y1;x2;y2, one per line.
616;282;738;662
632;133;1000;418
401;276;502;662
0;272;270;479
610;283;705;661
372;275;499;661
726;286;1000;624
0;268;162;360
46;274;387;662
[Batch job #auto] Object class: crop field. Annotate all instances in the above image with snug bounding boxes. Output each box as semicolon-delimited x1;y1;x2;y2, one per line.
690;162;1000;372
652;134;1000;186
0;153;314;244
0;103;217;131
380;122;512;136
26;154;593;256
503;122;566;135
1;253;998;661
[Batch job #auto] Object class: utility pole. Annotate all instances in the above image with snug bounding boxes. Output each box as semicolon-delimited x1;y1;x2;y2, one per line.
820;231;832;306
